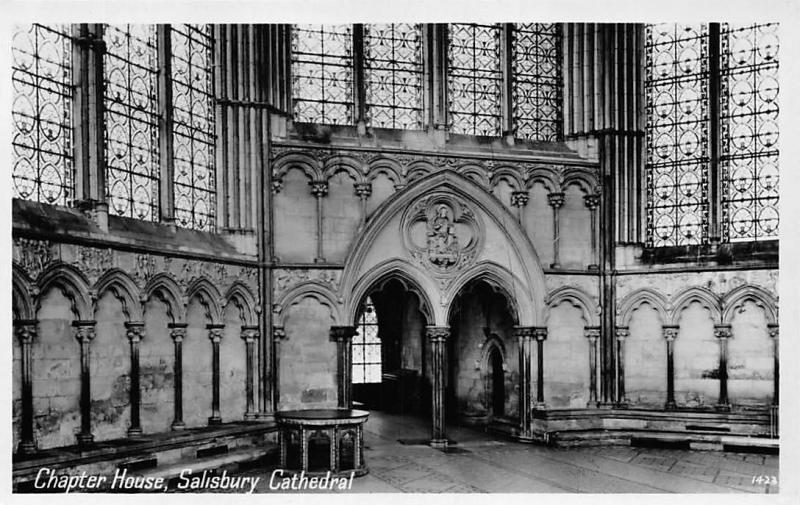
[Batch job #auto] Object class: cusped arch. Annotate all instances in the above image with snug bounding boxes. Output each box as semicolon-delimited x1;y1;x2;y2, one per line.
143;272;186;324
272;151;321;187
225;281;258;326
544;285;600;326
404;160;436;185
93;268;143;321
457;163;490;187
669;286;722;326
446;262;527;326
617;288;670;326
341;170;547;326
185;277;224;324
12;263;36;320
525;165;558;193
561;168;599;195
721;285;777;325
323;154;365;184
275;281;342;326
367;157;403;186
489;166;524;192
346;258;436;326
36;262;93;320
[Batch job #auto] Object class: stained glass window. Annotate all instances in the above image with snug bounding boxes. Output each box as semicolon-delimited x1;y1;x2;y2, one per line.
171;24;216;232
720;23;779;242
353;297;382;384
292;24;354;125
364;24;424;130
512;24;562;142
448;23;503;136
104;24;160;221
12;24;74;206
645;24;710;247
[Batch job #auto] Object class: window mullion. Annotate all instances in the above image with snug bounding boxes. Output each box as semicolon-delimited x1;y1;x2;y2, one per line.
502;23;513;136
159;24;176;224
353;24;365;126
708;23;722;243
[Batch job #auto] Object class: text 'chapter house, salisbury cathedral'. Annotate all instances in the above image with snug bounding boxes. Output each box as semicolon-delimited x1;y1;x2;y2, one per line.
8;21;782;494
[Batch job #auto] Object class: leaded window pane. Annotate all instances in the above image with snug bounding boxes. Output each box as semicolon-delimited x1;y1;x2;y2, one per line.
171;24;216;232
448;23;503;136
720;23;779;242
12;24;73;206
292;24;354;125
512;23;563;141
645;24;710;247
364;23;424;130
352;297;382;384
104;24;160;221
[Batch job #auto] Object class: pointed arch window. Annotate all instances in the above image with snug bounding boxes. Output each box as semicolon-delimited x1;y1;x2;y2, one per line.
353;296;382;384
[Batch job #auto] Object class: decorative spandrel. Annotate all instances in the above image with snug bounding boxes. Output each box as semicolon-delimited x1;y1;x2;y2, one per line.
171;24;216;232
364;24;424;130
645;24;710;247
720;23;779;242
402;195;484;275
292;24;354;125
104;24;160;221
512;23;563;142
448;23;503;136
12;24;73;206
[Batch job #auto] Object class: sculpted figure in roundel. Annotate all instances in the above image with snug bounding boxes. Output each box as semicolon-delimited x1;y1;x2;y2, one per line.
427;205;459;267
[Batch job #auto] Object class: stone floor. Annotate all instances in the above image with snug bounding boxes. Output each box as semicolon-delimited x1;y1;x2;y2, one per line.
235;411;780;494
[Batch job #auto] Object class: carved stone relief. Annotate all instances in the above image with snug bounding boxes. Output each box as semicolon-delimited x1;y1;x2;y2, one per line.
13;238;53;281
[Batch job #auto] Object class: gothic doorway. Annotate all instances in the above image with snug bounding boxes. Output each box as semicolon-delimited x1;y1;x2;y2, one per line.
489;347;505;417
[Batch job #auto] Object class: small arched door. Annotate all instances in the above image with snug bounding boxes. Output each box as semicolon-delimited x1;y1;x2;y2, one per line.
488;347;505;417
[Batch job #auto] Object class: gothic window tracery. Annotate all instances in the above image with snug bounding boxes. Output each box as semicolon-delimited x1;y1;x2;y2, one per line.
353;297;382;384
12;24;74;206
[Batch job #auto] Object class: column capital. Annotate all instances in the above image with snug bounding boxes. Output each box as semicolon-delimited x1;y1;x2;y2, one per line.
615;326;630;340
14;320;37;344
125;322;146;343
354;182;372;198
273;325;287;341
512;325;536;339
767;324;779;339
207;324;224;343
583;193;600;210
663;325;679;341
310;180;329;198
330;325;358;342
511;190;530;208
533;327;548;341
241;325;260;343
714;324;732;339
73;320;97;343
426;325;450;342
547;192;565;209
584;326;601;340
170;325;187;342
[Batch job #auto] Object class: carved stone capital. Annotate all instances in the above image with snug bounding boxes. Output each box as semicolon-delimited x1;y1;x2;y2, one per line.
533;327;548;341
14;320;37;345
615;326;630;340
330;325;358;342
241;325;260;343
767;324;779;339
426;326;450;342
714;324;732;339
584;326;601;340
513;326;536;339
663;325;679;341
310;181;328;198
584;194;600;210
273;326;287;342
73;321;97;343
510;191;530;208
125;322;146;343
207;324;225;343
354;182;372;199
169;323;188;342
547;192;565;209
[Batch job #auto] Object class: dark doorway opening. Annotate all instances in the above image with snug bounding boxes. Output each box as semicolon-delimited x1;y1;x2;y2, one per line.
489;347;505;417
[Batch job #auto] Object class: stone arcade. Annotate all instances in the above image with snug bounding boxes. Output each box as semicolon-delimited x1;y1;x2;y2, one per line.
10;22;779;491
